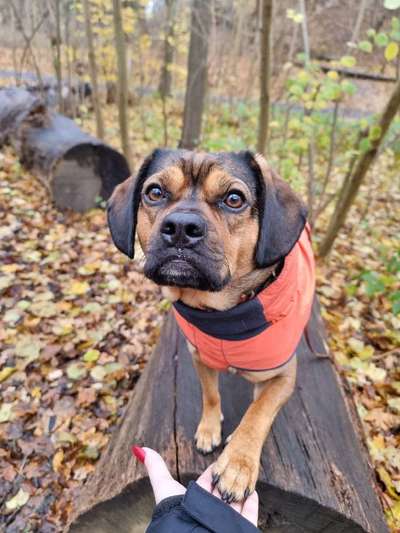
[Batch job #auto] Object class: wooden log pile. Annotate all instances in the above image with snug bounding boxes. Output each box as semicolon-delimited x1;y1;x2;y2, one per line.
67;301;388;533
0;87;130;212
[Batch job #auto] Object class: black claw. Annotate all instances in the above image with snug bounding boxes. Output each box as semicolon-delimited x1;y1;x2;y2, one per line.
244;488;250;499
221;490;228;502
211;473;220;488
226;494;234;504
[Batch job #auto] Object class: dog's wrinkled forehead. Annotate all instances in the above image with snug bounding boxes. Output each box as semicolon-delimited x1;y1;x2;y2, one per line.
145;149;259;194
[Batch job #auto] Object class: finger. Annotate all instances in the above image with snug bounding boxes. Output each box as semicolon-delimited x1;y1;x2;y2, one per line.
141;447;186;504
196;464;221;495
241;490;259;526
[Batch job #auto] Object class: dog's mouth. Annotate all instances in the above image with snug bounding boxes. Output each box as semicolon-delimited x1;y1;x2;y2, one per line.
144;250;230;291
158;258;201;286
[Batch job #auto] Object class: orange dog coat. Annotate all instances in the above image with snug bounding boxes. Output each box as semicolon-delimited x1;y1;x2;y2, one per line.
172;226;315;371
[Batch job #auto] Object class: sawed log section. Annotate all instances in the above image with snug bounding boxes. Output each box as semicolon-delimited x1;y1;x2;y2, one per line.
0;87;130;212
67;301;388;533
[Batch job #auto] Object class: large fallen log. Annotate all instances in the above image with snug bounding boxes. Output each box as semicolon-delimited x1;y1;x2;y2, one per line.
67;301;388;533
0;87;130;212
294;61;397;83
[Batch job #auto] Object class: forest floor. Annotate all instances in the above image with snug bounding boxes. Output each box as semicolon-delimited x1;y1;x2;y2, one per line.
0;118;399;531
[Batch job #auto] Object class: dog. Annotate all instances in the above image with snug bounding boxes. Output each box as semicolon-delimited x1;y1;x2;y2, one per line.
107;149;315;503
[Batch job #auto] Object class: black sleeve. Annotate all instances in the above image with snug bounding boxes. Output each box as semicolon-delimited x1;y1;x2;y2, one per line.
146;481;260;533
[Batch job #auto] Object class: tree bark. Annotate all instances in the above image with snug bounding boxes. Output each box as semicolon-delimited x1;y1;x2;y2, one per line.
112;0;133;167
256;0;273;154
0;88;130;212
159;0;176;98
82;0;105;140
179;0;211;150
67;303;388;533
54;0;63;113
319;78;400;257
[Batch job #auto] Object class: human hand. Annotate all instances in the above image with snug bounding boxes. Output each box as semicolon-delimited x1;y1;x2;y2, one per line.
132;445;259;526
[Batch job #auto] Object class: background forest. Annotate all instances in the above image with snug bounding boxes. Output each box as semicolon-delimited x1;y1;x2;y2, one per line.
0;0;399;531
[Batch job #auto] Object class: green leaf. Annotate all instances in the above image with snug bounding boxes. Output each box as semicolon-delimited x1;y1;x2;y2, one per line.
369;125;382;141
375;32;389;47
359;137;372;153
390;29;400;41
6;489;30;510
385;41;399;61
392;16;400;30
288;83;304;97
82;302;102;313
358;40;373;53
82;446;99;460
67;363;88;381
104;362;124;374
340;55;356;68
341;80;357;95
385;0;400;9
83;349;100;363
367;28;376;38
389;291;400;315
15;336;41;359
361;272;385;295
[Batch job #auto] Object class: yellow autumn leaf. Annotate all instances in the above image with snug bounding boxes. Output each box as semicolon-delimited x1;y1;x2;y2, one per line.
65;280;90;296
378;466;400;500
52;449;64;473
0;367;16;383
385;42;399;62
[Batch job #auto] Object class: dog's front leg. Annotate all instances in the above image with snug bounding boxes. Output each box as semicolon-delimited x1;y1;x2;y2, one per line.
213;358;297;502
188;345;222;454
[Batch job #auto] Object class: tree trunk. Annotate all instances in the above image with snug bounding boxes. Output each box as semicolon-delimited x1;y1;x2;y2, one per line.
159;0;176;98
318;78;400;257
54;0;63;113
82;0;105;140
0;88;130;212
66;303;388;533
179;0;211;150
256;0;273;154
112;0;133;167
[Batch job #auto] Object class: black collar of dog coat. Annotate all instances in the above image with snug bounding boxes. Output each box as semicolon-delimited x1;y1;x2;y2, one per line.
173;295;269;341
172;259;284;341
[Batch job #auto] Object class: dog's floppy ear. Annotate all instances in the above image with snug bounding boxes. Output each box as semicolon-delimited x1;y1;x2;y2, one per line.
107;150;159;258
246;152;308;268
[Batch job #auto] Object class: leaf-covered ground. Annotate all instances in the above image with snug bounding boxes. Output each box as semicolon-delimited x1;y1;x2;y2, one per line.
0;142;399;531
0;148;165;531
315;159;400;531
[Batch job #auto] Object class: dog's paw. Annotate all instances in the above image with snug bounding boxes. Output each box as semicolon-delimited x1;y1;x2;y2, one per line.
212;444;259;503
195;417;222;454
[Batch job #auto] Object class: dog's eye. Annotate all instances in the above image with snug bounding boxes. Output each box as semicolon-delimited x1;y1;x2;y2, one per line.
145;185;164;203
224;191;245;210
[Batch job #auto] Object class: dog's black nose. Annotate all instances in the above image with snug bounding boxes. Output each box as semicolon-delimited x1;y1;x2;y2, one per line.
160;212;206;247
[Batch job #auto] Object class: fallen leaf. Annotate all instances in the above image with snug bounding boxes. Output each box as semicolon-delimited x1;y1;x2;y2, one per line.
66;363;87;381
83;349;100;363
5;488;30;510
0;366;16;383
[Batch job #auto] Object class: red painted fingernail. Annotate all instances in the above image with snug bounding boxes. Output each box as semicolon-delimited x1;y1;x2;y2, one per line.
131;445;146;463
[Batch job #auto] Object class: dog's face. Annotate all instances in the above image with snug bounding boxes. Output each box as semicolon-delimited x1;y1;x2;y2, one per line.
107;150;307;292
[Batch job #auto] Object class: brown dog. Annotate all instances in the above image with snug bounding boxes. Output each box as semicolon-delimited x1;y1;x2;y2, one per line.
107;149;315;503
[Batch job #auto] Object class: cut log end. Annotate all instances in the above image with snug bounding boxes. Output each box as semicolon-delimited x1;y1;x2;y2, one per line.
52;144;130;212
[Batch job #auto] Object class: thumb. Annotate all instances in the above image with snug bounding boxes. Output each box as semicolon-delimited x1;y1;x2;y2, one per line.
135;446;186;504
